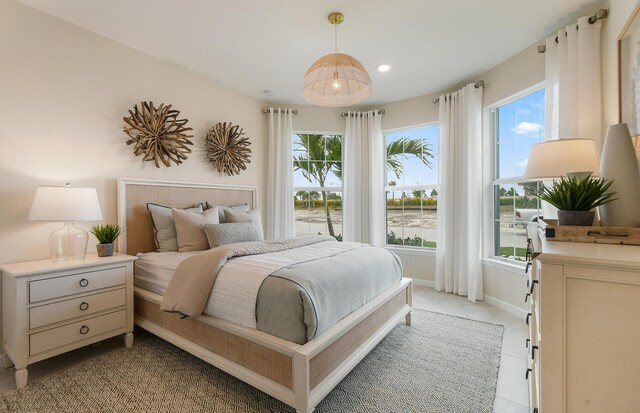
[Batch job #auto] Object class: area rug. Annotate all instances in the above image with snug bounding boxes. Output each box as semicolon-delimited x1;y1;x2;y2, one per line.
0;309;503;413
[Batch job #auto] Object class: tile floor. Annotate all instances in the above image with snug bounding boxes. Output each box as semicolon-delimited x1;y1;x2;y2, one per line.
0;286;529;412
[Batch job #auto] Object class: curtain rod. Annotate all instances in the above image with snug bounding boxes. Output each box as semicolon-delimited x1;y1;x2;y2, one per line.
432;80;484;104
537;9;608;53
262;109;298;115
340;109;386;117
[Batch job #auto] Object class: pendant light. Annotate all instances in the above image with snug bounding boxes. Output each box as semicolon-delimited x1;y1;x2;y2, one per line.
301;12;372;107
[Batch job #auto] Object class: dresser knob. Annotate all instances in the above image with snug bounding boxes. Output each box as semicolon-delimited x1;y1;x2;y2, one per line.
79;325;89;335
79;278;89;287
529;279;539;294
79;302;89;311
531;345;539;360
525;368;532;380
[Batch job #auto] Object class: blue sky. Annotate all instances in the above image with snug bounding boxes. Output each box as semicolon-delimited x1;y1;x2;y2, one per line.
497;89;545;179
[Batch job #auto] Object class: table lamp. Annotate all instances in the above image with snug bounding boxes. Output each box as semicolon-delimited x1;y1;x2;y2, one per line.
523;138;599;180
28;183;103;262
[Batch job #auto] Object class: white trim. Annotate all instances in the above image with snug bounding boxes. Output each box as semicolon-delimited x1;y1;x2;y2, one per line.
484;81;546;109
484;293;528;318
382;121;439;134
384;184;438;192
293;130;344;136
293;187;343;192
410;278;435;288
482;257;527;275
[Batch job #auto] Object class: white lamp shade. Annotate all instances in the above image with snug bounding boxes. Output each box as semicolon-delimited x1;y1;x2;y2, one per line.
28;186;103;222
302;53;372;107
523;138;600;179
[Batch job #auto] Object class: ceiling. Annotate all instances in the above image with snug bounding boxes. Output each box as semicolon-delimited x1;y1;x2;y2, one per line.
20;0;600;106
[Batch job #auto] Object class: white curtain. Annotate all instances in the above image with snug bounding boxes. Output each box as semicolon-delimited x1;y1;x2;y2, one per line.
545;16;603;144
266;108;295;240
343;111;385;246
435;84;483;302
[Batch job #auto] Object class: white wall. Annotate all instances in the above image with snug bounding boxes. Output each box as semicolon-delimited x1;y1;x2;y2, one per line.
0;1;267;265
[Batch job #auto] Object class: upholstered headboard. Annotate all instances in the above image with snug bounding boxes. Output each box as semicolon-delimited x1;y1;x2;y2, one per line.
117;178;257;256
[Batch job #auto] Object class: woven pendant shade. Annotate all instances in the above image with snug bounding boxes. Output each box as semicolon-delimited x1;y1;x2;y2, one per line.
302;53;372;107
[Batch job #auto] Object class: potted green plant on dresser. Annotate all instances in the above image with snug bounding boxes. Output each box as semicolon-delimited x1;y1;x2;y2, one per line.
90;224;123;257
538;174;617;226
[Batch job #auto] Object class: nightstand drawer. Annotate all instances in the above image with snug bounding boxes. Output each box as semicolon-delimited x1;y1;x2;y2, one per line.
30;310;126;356
29;266;126;303
29;288;126;329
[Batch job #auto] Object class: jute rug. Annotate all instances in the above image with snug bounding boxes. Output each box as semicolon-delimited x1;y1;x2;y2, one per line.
0;309;503;413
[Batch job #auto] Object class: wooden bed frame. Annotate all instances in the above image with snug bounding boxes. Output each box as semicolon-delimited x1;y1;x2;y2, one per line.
117;178;413;413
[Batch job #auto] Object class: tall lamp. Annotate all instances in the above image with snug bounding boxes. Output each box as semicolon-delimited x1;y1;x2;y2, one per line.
28;183;103;262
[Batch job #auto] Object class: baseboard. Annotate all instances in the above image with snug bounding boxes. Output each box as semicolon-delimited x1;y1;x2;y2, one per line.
409;278;435;288
483;294;528;318
410;278;527;318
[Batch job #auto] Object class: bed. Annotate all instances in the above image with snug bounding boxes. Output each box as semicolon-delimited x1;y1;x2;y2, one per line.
118;177;413;413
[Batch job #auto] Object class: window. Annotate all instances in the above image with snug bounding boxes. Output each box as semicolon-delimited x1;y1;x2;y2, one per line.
492;88;545;261
385;124;439;249
292;133;343;240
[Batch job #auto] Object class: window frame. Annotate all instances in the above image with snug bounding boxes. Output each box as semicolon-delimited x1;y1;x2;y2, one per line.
484;82;545;266
292;130;344;238
383;122;440;251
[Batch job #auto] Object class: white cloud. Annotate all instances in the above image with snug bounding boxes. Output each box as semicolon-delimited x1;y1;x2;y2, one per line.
512;121;544;135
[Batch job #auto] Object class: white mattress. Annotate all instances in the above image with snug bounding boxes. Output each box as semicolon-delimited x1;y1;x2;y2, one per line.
134;252;197;295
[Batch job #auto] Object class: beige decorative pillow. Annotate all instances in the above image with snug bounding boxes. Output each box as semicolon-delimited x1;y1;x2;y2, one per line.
172;207;220;252
147;203;203;252
224;208;264;240
205;201;250;223
202;222;261;248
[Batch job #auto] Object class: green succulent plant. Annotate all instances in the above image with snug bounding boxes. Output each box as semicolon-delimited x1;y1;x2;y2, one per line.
537;175;618;211
90;224;123;244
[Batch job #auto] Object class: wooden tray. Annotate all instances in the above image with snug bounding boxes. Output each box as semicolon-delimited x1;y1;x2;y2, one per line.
538;219;640;245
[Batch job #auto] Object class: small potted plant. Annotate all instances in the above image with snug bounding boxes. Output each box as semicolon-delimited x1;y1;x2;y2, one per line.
538;175;617;226
90;224;123;257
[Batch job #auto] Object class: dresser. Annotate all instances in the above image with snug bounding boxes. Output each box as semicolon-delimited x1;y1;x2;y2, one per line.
525;239;640;413
1;254;136;388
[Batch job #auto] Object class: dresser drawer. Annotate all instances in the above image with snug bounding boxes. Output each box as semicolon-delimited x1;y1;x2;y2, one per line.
29;288;126;329
29;266;126;303
29;310;126;356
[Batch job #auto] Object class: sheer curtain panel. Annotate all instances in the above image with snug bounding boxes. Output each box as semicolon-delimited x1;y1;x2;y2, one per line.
343;111;385;246
544;15;603;144
266;108;295;240
435;84;483;302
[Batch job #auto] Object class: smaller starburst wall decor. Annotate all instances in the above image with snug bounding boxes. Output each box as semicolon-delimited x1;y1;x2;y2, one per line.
123;101;193;168
205;122;252;176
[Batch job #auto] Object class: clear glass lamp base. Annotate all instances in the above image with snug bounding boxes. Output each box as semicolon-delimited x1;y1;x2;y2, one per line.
49;222;89;262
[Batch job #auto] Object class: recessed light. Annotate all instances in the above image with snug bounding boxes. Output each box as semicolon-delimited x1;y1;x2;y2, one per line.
377;64;391;72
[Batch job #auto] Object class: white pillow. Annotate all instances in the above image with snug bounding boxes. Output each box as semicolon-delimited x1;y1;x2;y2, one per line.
172;207;220;252
223;208;264;240
205;201;250;223
147;203;203;252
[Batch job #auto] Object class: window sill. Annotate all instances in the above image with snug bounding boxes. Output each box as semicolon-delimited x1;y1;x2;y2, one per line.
482;257;526;276
385;246;436;257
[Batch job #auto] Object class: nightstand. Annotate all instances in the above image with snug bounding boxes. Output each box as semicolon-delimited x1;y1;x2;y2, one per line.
1;254;137;388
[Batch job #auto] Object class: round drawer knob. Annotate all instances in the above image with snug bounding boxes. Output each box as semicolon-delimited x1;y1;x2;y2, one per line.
79;325;89;335
79;302;89;311
79;278;89;287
